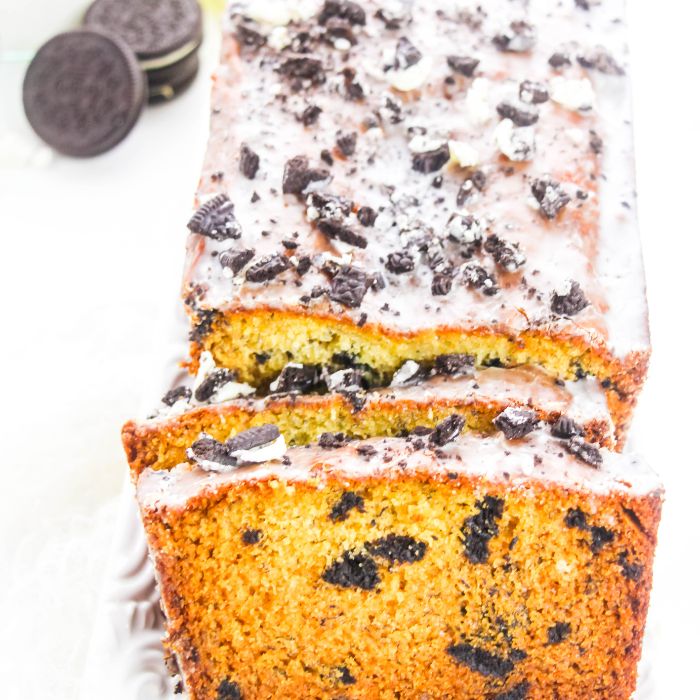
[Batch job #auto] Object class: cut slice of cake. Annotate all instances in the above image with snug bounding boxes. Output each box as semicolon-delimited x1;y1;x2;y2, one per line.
124;357;614;478
183;0;648;442
137;425;662;699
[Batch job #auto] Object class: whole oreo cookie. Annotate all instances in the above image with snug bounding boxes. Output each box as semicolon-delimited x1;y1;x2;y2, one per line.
23;30;147;157
84;0;203;102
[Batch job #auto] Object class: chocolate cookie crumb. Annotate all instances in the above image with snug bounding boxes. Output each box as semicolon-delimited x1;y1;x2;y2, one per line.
318;432;348;449
220;248;254;276
430;414;466;446
188;194;241;240
329;491;365;522
365;534;427;563
447;55;479;76
329;265;371;307
493;407;538;439
245;254;291;283
239;143;260;179
551;416;584;440
446;642;515;678
547;621;571;645
461;495;505;564
434;353;475;377
322;551;380;590
217;679;242;700
531;177;571;219
242;529;262;545
162;386;191;406
551;281;588;316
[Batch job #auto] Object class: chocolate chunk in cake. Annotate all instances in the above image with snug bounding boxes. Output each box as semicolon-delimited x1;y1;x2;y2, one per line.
329;491;365;522
446;642;515;678
461;496;505;564
242;528;262;545
322;551;380;590
217;679;242;700
365;534;427;563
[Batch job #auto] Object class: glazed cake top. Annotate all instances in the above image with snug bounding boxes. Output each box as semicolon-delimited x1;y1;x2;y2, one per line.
184;0;647;357
137;431;662;512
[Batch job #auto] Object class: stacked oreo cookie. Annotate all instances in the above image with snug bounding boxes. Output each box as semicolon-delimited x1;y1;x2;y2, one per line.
23;0;203;157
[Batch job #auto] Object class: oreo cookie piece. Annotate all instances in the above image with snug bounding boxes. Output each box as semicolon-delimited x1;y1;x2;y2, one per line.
84;0;203;102
23;30;147;157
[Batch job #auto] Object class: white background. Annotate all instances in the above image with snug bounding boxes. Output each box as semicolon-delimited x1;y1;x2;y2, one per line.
0;1;699;697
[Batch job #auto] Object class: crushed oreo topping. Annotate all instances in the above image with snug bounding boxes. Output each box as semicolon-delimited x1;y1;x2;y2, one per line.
357;205;377;227
531;177;571;219
492;20;536;53
161;386;191;406
299;104;322;126
385;251;415;274
239;143;260;179
549;52;572;69
391;360;425;386
589;130;604;154
270;363;320;393
484;234;526;272
564;436;603;468
365;534;427;563
220;248;254;276
318;431;348;449
461;496;505;564
577;48;624;75
329;491;365;522
551;280;589;316
412;142;451;173
282;155;331;195
495;118;535;161
447;55;480;77
434;353;475;377
329;265;371;307
551;416;583;440
187;194;241;240
519;80;549;104
393;36;422;70
463;263;499;296
547;621;571;645
446;642;515;678
318;0;366;26
336;130;358;156
278;55;326;86
431;271;453;295
227;424;281;453
245;254;291;283
493;407;538;439
430;414;466;446
496;101;539;127
194;368;239;402
322;551;380;590
187;435;239;470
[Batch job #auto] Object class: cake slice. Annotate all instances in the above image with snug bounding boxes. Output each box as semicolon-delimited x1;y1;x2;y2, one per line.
183;0;648;442
138;426;662;699
124;356;614;478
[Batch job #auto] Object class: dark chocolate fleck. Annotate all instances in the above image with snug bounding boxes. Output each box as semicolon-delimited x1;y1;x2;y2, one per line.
461;496;505;564
220;248;255;276
447;55;479;77
496;101;539;127
242;529;262;545
337;666;356;685
365;534;427;563
551;281;588;316
547;621;571;645
493;407;538;440
187;194;241;240
318;0;366;26
329;491;365;522
245;254;291;283
590;525;615;553
217;679;242;700
564;507;589;531
299;104;322;126
239;143;260;179
446;643;514;678
430;414;466;446
162;386;191;406
322;551;380;590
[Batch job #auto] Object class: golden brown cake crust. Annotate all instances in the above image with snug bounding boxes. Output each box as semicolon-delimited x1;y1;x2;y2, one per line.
141;462;661;700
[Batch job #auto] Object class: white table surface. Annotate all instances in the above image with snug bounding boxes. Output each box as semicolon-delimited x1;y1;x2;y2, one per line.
0;2;698;697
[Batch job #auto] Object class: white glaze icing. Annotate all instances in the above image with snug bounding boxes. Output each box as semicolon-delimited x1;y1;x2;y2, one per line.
182;0;648;361
137;432;662;512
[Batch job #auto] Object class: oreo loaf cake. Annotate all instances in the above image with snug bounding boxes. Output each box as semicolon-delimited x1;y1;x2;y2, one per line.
122;0;662;698
183;0;648;442
137;424;662;699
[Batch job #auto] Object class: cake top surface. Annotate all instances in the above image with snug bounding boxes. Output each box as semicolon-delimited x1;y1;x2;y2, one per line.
183;0;647;357
138;430;662;511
